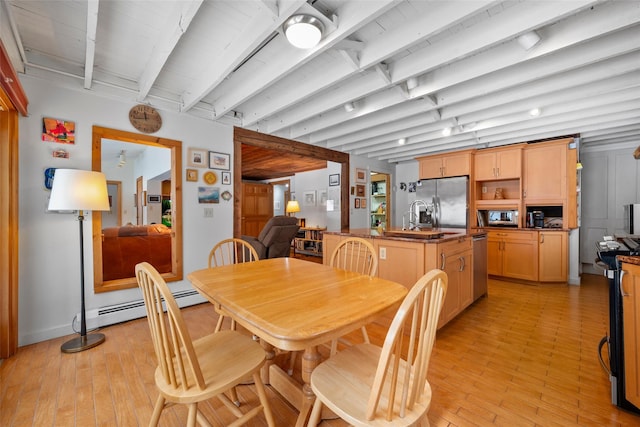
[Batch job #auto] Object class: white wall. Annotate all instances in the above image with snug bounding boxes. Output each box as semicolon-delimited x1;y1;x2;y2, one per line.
18;76;234;345
580;141;640;275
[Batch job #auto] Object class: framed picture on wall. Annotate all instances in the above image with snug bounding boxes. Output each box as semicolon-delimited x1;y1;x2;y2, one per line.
42;117;75;144
355;198;360;209
355;168;366;183
221;171;231;185
303;190;316;206
356;184;365;197
209;151;230;170
187;148;208;168
329;174;340;186
361;198;366;209
186;169;198;182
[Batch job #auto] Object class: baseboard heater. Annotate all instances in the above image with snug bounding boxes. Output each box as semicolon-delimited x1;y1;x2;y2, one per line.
79;289;205;331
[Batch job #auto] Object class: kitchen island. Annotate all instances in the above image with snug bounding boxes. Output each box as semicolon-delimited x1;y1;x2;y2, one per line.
323;228;485;329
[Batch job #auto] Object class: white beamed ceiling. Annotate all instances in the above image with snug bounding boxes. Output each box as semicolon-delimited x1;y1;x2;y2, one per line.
3;0;639;163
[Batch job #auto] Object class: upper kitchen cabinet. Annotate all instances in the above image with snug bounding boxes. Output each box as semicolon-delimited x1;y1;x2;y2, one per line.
417;150;472;179
474;145;523;181
523;138;575;202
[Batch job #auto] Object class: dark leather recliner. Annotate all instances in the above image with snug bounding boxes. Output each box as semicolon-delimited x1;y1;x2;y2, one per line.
242;216;300;259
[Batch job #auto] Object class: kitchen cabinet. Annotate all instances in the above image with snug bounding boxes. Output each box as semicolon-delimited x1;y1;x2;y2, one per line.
488;230;538;281
620;261;640;409
434;237;473;328
474;145;522;181
375;239;425;290
322;233;343;264
417;151;472;179
523;140;567;202
538;231;567;282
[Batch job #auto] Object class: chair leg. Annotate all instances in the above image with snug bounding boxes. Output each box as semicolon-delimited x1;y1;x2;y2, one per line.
361;325;370;344
287;351;297;375
149;394;165;427
307;397;323;427
187;403;198;427
214;315;224;333
330;338;339;356
229;386;240;406
253;372;276;427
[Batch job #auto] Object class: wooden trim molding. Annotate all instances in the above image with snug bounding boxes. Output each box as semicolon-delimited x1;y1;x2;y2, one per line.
0;40;28;116
0;107;19;358
233;128;350;237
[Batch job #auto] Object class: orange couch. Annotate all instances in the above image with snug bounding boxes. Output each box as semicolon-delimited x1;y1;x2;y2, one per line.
102;224;172;281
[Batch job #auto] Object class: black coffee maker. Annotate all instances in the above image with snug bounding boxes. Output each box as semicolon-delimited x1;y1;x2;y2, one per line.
533;211;544;228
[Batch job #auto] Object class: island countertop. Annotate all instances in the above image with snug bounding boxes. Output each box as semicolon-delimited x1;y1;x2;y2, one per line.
618;255;640;266
323;227;484;243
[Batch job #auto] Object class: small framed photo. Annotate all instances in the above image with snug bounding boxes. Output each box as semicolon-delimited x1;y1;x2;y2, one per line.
355;168;366;183
198;186;219;204
42;117;75;144
209;151;230;170
356;184;365;197
221;171;231;185
187;148;208;168
186;169;198;182
329;174;340;186
303;190;316;206
355;198;360;209
361;198;367;209
53;149;69;159
147;194;161;203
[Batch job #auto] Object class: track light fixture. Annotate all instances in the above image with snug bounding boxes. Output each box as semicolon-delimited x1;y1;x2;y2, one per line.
283;14;324;49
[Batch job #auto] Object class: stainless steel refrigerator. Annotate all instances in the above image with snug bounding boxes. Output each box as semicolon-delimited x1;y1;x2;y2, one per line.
415;176;468;228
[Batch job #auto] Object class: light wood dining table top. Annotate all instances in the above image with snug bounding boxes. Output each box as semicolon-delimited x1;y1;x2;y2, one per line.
187;257;408;351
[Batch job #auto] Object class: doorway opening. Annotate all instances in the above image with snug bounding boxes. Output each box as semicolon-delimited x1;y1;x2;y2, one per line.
370;172;391;230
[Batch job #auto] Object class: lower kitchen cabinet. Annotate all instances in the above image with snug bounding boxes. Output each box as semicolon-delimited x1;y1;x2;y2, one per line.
488;229;568;282
621;261;640;409
488;230;538;281
434;237;473;328
538;231;567;282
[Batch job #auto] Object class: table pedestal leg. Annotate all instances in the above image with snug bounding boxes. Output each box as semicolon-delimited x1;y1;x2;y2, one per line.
260;339;276;385
296;345;321;427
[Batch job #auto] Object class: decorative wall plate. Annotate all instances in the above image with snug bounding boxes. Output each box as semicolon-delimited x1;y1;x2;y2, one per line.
203;171;217;185
221;190;232;201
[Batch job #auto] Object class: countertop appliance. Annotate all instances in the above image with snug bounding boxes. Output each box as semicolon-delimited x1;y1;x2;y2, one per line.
473;233;487;300
596;237;640;415
414;176;468;228
487;209;518;227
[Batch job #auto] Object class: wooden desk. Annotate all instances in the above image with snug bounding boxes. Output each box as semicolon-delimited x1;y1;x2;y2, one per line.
187;257;407;427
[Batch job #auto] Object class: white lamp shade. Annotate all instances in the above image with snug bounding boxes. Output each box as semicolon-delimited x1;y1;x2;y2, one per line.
48;169;110;211
284;15;323;49
286;200;301;213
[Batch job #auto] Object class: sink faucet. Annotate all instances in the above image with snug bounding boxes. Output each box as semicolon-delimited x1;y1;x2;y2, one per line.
406;199;431;231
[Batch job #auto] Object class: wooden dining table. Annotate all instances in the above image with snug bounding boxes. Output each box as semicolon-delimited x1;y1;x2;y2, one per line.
187;257;408;427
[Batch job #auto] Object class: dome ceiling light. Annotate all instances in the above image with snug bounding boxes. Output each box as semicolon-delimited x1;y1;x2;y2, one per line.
283;14;324;49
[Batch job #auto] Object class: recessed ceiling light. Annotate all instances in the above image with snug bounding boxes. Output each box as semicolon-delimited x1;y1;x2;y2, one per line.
517;31;541;50
398;137;406;145
344;102;355;112
283;15;324;49
442;127;452;136
529;107;541;116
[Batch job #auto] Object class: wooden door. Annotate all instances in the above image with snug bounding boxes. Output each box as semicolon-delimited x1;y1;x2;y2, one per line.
487;231;504;276
241;182;273;237
621;262;640;408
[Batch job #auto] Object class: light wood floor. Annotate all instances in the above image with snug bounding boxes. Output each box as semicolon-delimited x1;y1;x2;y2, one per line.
2;274;640;426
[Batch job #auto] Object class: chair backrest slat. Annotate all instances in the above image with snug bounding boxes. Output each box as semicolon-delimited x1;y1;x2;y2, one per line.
365;269;447;421
329;237;378;276
209;238;259;268
136;262;206;392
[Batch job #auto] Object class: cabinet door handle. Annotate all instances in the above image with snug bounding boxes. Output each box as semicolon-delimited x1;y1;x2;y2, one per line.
459;256;465;272
440;252;446;269
493;167;496;177
540;234;545;244
620;270;629;297
496;167;500;176
523;190;527;198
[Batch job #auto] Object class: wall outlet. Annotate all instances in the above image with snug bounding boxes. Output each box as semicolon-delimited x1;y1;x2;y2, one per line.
204;207;214;218
379;247;386;260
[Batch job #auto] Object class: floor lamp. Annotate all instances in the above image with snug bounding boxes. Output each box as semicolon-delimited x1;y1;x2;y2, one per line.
48;169;110;353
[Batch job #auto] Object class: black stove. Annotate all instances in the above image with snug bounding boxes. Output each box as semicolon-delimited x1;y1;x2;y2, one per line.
596;237;640;415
